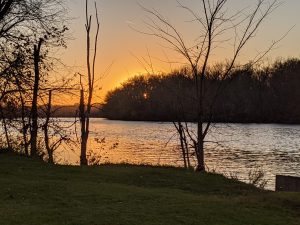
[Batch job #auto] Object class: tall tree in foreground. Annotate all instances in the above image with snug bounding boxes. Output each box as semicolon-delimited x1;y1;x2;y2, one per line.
79;0;100;165
30;38;44;157
140;0;281;171
0;0;68;156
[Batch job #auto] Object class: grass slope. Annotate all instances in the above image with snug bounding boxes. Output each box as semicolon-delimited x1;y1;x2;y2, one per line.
0;153;299;225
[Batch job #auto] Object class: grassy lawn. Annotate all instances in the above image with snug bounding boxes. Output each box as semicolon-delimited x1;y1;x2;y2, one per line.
0;153;299;225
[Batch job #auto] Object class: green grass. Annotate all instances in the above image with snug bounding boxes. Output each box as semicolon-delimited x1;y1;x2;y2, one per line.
0;153;299;225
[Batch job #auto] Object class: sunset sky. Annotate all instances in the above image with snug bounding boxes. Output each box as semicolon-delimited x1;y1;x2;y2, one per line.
62;0;300;102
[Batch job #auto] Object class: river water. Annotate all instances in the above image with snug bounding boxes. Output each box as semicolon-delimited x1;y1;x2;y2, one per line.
48;118;299;190
2;118;300;190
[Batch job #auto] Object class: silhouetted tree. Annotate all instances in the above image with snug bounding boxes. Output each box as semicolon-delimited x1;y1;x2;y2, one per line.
0;0;69;156
30;38;44;156
79;0;100;165
139;0;280;171
42;90;71;164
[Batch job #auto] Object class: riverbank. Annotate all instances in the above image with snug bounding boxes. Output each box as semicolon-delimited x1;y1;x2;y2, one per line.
0;153;299;225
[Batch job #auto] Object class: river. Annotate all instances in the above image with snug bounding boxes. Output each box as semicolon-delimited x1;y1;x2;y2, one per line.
2;118;300;190
46;118;300;190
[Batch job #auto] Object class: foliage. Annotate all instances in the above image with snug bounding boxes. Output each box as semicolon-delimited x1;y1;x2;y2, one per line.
103;58;300;124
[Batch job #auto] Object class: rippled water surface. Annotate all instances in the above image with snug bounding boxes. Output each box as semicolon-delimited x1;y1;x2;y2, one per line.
48;118;300;190
2;118;300;190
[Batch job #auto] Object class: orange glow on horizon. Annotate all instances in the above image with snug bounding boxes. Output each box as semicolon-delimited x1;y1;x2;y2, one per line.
55;0;300;106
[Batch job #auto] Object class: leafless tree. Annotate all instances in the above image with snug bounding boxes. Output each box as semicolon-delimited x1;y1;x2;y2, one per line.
0;0;68;97
42;90;72;164
0;0;69;156
0;103;11;149
17;81;30;156
79;0;100;165
139;0;281;171
0;0;13;22
30;38;44;156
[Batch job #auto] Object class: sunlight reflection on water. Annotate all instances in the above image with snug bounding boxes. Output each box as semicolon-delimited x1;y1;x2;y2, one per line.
49;118;300;190
2;118;299;190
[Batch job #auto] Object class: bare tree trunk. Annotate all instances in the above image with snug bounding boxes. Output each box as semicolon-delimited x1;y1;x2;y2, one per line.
79;89;88;165
182;126;191;168
0;105;11;149
195;103;206;171
15;78;30;156
174;122;187;168
140;0;278;173
196;124;205;172
79;0;99;166
43;89;70;164
195;64;206;172
43;90;54;164
30;38;43;156
20;92;29;156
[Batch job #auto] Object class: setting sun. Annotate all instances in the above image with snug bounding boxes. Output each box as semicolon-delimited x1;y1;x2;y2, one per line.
1;0;300;224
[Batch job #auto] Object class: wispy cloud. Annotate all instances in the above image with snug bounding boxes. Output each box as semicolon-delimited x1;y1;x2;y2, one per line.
125;20;135;25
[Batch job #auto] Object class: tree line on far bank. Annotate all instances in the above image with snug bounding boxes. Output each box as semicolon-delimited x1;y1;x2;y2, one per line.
102;58;300;124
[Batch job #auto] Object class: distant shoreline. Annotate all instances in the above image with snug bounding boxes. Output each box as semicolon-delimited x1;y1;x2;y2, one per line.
48;116;300;125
